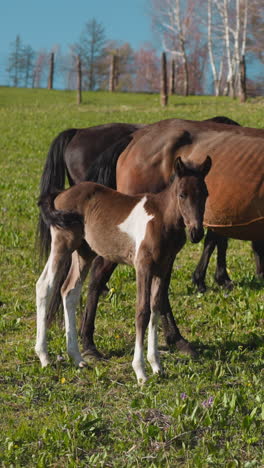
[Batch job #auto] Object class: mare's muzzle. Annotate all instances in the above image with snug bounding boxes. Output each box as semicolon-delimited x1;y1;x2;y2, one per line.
190;226;204;244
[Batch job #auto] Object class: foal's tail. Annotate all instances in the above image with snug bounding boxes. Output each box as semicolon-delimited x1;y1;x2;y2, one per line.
38;192;83;231
36;129;77;262
38;192;84;325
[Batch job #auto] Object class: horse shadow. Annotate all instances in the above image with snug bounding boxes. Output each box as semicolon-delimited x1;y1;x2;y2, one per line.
191;334;264;361
235;276;264;290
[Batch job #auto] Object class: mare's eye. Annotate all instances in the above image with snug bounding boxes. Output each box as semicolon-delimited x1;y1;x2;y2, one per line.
179;192;186;199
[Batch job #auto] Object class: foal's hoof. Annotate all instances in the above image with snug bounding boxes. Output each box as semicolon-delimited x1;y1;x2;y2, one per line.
175;339;198;359
78;360;88;368
82;347;104;361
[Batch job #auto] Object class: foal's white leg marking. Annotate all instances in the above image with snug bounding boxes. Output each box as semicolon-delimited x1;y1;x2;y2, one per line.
61;252;89;368
132;339;147;384
35;255;56;367
62;281;85;367
147;310;161;375
118;196;154;259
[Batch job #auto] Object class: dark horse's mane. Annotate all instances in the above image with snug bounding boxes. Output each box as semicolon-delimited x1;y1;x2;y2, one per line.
84;134;133;189
204;116;240;126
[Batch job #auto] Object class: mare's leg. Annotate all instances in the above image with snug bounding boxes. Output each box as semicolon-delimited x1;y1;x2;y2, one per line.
147;276;163;375
251;240;264;278
81;256;117;358
160;259;197;357
214;235;233;289
61;248;95;367
35;237;70;367
132;260;152;384
192;229;217;292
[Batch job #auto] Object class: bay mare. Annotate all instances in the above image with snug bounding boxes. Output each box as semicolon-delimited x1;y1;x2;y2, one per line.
36;157;211;383
37;117;264;359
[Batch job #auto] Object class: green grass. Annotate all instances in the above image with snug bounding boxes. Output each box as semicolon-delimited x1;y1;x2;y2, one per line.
0;87;263;467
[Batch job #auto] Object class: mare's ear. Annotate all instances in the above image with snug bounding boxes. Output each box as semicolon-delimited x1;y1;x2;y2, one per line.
200;155;212;177
174;156;186;178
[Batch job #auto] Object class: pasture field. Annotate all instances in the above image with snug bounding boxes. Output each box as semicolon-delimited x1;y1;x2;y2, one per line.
0;87;263;467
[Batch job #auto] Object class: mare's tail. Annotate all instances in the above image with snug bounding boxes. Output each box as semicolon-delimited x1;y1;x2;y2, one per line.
36;128;77;262
38;191;83;325
84;133;133;188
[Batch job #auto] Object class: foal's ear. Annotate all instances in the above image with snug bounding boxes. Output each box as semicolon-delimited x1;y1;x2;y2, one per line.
200;155;212;177
174;156;187;178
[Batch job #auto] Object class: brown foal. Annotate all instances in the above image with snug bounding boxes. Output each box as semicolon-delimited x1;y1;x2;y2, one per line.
35;156;211;383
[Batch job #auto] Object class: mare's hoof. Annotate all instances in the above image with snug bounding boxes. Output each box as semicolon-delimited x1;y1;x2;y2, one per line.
223;280;234;290
215;276;234;290
100;285;109;297
192;274;207;293
175;339;198;359
82;347;104;361
197;283;207;293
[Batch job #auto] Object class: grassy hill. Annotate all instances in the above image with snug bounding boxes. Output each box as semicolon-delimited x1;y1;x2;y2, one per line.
0;87;263;466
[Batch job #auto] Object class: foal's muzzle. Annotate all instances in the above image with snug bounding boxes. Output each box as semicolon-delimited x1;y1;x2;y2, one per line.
190;226;204;244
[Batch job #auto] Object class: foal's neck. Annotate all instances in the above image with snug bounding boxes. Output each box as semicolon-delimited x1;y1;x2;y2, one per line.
155;181;183;230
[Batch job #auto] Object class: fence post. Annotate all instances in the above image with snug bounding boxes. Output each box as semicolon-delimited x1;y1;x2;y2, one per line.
109;54;119;92
239;55;247;103
169;58;175;95
47;52;54;89
160;52;168;107
76;55;82;104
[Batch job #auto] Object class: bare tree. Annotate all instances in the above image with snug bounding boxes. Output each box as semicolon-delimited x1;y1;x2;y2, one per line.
32;52;49;88
6;35;23;87
97;41;135;91
7;36;36;88
207;0;249;98
207;0;223;95
150;0;200;96
74;19;106;90
22;45;35;87
134;46;160;92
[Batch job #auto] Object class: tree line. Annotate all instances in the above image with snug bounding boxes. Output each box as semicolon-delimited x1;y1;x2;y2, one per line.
6;0;264;97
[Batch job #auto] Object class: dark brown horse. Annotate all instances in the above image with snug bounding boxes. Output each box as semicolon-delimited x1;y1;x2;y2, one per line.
38;122;143;259
38;117;264;359
36;156;211;382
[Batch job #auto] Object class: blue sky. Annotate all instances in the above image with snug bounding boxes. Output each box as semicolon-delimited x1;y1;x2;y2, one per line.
1;0;154;58
1;1;262;88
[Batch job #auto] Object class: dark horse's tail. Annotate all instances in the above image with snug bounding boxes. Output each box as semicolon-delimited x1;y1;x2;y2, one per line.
37;129;77;262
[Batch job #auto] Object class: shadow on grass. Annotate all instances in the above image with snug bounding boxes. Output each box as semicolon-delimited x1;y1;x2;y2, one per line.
236;276;264;290
193;333;264;359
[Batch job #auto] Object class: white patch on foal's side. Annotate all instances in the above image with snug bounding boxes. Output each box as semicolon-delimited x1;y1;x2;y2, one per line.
118;196;154;259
